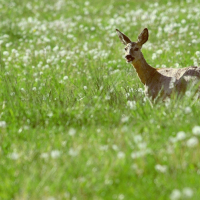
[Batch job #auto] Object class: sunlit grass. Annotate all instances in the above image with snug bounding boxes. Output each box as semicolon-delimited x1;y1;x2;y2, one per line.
0;0;200;199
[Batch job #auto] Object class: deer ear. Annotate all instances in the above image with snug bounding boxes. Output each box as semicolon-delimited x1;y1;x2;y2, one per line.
137;28;149;46
116;29;132;45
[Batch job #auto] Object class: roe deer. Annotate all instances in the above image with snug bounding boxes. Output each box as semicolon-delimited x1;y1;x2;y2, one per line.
116;28;200;100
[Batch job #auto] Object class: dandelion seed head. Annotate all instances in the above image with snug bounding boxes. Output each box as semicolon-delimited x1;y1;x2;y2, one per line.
117;151;125;159
63;76;68;80
152;53;157;60
3;51;9;56
186;137;199;148
84;1;90;6
176;131;186;141
185;107;192;114
69;148;78;157
170;189;181;200
192;126;200;135
112;144;118;151
121;115;129;123
8;152;19;160
69;128;76;136
40;152;49;159
51;150;61;158
155;164;167;173
118;194;124;200
83;86;87;90
182;188;193;198
0;121;6;128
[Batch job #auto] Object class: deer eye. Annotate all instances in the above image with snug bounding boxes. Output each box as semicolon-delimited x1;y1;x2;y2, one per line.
135;48;139;51
124;47;128;51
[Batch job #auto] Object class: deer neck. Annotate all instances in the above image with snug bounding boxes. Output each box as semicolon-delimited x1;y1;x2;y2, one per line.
131;55;156;85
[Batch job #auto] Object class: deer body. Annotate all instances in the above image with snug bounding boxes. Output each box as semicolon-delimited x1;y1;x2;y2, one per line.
116;28;200;100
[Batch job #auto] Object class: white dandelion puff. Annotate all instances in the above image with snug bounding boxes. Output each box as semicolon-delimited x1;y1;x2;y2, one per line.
117;151;125;159
192;126;200;135
8;152;19;160
155;164;167;173
182;187;193;198
51;150;61;158
170;189;181;200
63;76;68;80
69;128;76;136
186;137;199;148
0;121;6;128
176;131;186;141
83;86;87;90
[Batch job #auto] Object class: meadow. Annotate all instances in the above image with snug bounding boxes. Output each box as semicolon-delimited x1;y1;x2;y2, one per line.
1;0;200;199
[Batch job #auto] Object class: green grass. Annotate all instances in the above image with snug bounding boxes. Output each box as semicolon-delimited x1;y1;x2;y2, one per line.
1;0;200;199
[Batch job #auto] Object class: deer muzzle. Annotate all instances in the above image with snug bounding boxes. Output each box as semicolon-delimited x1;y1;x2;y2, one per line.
125;55;135;63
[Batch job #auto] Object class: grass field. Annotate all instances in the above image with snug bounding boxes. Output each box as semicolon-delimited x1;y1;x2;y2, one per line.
1;0;200;199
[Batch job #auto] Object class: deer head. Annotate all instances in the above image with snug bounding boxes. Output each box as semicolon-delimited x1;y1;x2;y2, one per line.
116;28;149;64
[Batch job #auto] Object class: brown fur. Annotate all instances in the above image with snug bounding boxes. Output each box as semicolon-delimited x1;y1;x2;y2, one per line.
116;28;200;100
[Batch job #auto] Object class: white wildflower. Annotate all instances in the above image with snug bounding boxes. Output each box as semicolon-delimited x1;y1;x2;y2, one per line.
125;93;130;98
84;1;90;6
127;100;136;110
105;95;110;100
118;194;124;200
83;86;87;90
176;131;186;141
169;77;176;89
138;142;147;149
185;107;192;114
157;49;163;54
18;127;23;133
121;115;129;123
8;152;19;160
175;63;180;68
186;137;199;148
90;27;95;31
192;126;200;135
40;152;49;159
96;128;101;133
47;112;53;117
53;46;59;52
112;144;118;151
69;148;78;157
51;150;61;158
0;121;6;128
69;128;76;136
20;88;25;92
63;76;68;80
152;53;157;60
133;135;142;143
170;189;181;200
155;164;167;173
181;19;186;24
169;136;178;143
47;197;56;200
131;149;151;159
196;51;200;57
3;51;9;56
117;151;125;159
138;88;144;93
185;91;191;97
182;187;193;198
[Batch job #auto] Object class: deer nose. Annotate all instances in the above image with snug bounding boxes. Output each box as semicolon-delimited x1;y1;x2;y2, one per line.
125;55;135;62
125;55;134;59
